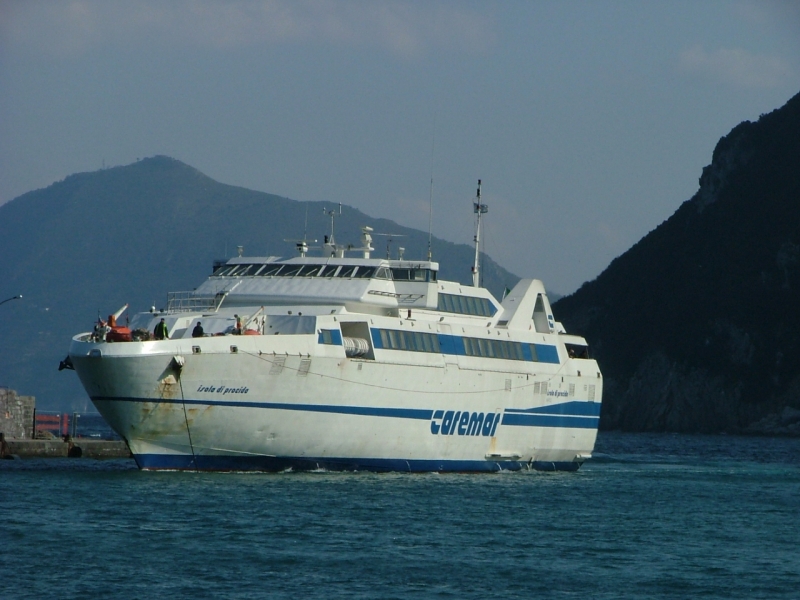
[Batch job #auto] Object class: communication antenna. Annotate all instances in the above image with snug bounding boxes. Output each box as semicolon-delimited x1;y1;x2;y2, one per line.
373;232;407;259
471;179;488;287
322;203;343;257
284;204;317;257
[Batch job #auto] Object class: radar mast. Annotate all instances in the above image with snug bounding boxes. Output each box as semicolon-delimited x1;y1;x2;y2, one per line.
471;179;487;287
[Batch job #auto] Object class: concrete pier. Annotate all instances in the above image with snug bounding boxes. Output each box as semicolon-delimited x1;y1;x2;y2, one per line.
0;387;131;460
1;436;132;459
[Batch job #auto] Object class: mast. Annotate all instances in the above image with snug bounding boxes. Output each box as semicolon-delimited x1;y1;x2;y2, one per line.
427;112;436;261
323;203;343;258
472;179;487;287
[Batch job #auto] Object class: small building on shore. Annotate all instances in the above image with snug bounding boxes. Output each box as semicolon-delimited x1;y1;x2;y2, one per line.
0;388;35;440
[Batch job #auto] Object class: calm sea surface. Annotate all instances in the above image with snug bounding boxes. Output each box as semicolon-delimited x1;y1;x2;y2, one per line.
2;431;799;599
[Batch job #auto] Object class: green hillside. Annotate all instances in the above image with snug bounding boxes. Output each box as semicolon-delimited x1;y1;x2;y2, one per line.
0;157;519;411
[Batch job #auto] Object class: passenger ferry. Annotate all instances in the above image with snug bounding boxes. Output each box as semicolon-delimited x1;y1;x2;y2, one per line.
64;182;602;471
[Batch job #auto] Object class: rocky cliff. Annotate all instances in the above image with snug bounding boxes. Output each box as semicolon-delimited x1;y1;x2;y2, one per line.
554;90;800;435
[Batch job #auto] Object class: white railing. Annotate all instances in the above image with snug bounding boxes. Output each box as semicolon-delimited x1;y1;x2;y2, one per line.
166;291;220;313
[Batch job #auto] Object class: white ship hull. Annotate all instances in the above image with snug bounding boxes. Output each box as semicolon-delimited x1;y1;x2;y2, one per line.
70;322;601;472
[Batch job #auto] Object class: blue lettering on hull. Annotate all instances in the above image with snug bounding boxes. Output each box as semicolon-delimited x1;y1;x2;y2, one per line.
430;410;501;436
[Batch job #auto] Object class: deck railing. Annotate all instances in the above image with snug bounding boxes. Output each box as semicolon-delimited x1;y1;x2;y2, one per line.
166;291;220;313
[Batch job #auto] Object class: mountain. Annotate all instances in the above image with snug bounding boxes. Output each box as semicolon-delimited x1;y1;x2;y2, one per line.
0;157;519;411
554;90;800;435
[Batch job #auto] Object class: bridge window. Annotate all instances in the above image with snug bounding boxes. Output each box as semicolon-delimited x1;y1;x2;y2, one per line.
392;268;410;280
337;265;358;278
296;265;322;277
240;264;264;276
438;293;496;317
212;265;235;277
215;263;398;280
280;265;304;277
319;265;339;277
391;268;436;282
212;264;269;277
259;265;284;276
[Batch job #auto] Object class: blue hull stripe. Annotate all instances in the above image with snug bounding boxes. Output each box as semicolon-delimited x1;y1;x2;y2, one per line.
94;396;600;427
92;396;433;420
501;413;599;429
504;400;602;417
133;453;582;473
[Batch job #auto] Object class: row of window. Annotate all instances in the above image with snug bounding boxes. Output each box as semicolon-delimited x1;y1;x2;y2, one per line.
463;337;559;363
462;337;526;361
213;263;393;280
213;263;441;283
437;293;497;317
375;328;442;353
368;328;561;364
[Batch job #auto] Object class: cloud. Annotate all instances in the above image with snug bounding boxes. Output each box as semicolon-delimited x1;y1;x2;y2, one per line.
679;45;793;88
1;0;494;59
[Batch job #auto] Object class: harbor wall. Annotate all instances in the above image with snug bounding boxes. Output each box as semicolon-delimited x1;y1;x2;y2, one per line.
1;438;132;459
0;388;131;459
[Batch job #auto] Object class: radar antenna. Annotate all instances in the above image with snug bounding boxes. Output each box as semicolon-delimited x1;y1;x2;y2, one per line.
372;231;407;259
350;226;375;259
471;179;487;287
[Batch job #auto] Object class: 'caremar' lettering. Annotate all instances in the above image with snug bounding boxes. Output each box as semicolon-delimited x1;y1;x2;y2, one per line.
430;410;500;437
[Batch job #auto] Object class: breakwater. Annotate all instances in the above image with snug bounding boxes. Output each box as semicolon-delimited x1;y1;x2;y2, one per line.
0;434;131;459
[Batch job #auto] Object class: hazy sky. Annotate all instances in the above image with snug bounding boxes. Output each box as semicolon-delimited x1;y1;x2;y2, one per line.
2;1;799;293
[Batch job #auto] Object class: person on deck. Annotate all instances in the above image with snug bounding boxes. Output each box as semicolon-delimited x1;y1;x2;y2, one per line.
154;318;169;340
192;321;204;338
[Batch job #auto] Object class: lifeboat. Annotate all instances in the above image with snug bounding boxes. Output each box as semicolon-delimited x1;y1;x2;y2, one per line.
105;307;132;342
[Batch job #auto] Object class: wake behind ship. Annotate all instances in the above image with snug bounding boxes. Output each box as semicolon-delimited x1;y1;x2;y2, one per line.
64;182;602;472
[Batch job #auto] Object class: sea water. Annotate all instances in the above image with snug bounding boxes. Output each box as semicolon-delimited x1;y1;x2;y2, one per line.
2;432;799;599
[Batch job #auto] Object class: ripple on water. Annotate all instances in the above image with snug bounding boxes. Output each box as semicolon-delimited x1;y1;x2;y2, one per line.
2;433;800;599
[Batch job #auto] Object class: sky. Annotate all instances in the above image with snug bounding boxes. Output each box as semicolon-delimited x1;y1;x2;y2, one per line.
1;0;799;294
